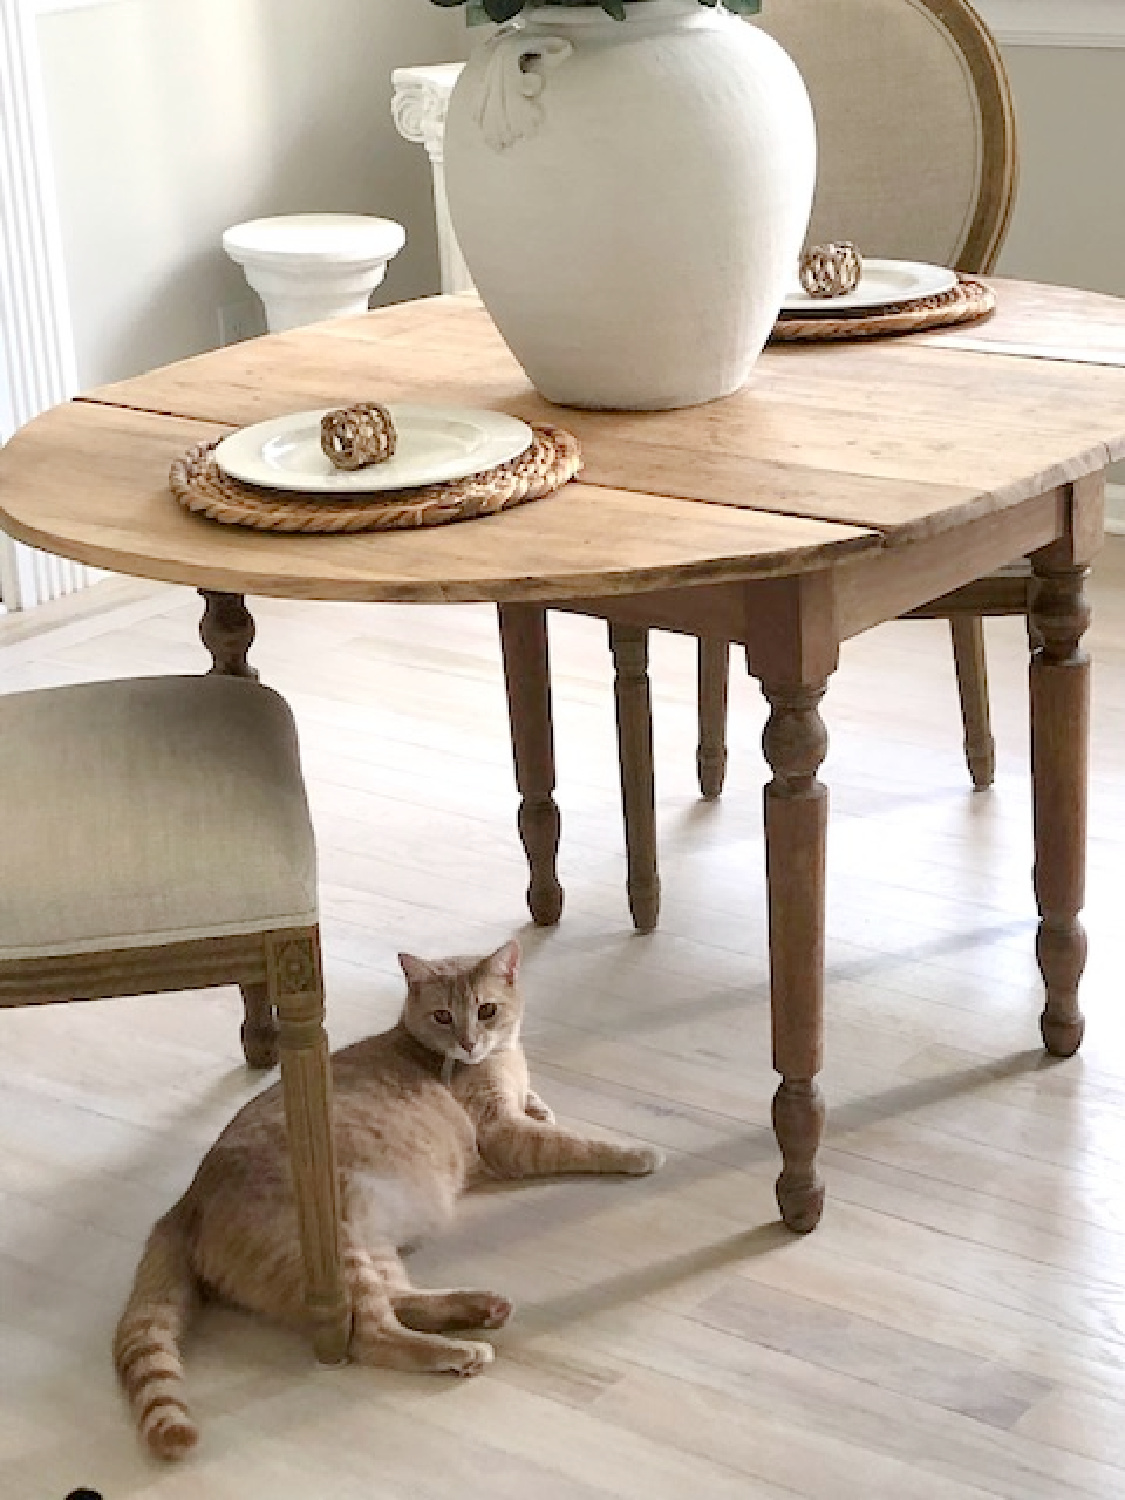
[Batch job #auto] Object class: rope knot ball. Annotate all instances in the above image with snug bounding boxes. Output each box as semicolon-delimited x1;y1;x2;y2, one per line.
320;402;397;470
799;242;863;299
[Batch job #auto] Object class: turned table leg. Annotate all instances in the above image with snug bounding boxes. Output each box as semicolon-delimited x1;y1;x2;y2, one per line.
199;590;259;679
609;623;660;933
498;604;564;926
1029;547;1091;1057
760;678;829;1233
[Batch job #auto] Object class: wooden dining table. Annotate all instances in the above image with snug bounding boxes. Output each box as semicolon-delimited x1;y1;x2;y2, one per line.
4;278;1125;1236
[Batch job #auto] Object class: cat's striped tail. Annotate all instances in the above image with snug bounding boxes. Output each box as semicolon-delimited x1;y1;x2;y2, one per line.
113;1210;201;1460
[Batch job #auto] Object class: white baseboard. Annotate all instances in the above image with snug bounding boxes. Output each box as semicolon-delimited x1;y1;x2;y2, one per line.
1105;483;1125;537
976;1;1125;47
35;2;126;13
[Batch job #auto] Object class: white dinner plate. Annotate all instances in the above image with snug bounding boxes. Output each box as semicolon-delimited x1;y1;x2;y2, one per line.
213;404;534;494
780;259;958;316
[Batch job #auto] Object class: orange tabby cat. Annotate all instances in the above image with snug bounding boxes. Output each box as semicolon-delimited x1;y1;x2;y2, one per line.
114;939;663;1459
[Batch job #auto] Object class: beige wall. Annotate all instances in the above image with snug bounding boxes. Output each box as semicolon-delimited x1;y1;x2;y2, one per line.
993;45;1125;489
996;45;1125;297
36;14;1125;394
37;0;465;390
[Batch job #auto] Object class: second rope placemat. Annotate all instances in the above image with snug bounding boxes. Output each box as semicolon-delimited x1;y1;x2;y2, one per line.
770;277;995;344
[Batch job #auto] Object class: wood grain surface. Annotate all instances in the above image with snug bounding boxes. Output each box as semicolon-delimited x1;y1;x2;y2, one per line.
0;402;878;603
64;287;1125;559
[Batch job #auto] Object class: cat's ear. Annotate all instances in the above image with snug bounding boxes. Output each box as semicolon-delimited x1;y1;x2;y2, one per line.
487;939;521;986
398;952;434;989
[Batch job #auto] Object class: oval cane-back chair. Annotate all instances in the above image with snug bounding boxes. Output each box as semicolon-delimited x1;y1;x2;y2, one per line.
604;0;1022;932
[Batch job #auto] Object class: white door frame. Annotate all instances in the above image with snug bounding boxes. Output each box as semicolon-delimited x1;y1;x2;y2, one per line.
0;0;97;610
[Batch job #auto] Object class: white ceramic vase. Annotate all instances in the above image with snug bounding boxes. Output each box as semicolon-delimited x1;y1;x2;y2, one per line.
443;0;816;411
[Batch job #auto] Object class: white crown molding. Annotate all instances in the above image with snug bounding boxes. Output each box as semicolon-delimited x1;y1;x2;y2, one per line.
35;1;125;12
974;1;1125;47
35;1;1125;45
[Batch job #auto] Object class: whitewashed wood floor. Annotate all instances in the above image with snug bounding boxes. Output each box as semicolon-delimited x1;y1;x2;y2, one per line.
4;547;1125;1499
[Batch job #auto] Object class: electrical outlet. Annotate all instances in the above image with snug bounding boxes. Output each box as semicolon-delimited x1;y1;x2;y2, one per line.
217;298;265;347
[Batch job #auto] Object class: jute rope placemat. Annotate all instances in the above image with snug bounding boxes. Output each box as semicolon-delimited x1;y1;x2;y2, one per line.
770;276;995;344
170;423;582;533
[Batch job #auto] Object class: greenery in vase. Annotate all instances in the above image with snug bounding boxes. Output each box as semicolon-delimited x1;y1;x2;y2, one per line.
432;0;762;25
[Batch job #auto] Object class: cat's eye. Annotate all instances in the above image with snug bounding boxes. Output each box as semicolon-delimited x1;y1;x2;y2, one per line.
432;1008;453;1026
478;1002;498;1021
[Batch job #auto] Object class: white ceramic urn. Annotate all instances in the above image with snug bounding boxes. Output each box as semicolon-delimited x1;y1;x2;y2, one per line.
444;0;816;410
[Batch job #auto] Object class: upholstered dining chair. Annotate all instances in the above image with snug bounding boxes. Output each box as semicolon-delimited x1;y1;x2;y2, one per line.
0;673;349;1363
601;0;1025;931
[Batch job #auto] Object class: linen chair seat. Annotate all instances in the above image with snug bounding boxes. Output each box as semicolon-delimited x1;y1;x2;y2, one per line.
0;672;348;1365
1;676;317;960
1;675;318;954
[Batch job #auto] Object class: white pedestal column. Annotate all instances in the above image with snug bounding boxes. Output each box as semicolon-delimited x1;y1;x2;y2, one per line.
391;63;472;296
223;215;407;333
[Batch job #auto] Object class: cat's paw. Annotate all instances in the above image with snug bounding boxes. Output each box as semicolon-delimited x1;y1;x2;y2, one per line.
620;1143;666;1176
483;1290;513;1326
445;1341;495;1378
478;1294;513;1329
524;1090;555;1124
447;1291;513;1329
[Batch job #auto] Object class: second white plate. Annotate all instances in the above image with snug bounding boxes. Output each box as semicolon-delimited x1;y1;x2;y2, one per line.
781;259;958;316
213;404;533;494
